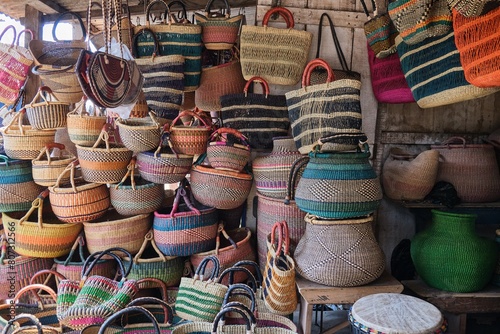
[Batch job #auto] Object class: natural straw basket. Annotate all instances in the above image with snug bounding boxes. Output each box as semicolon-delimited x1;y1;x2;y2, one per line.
76;124;133;184
31;143;76;187
206;127;251;172
25;86;70;130
115;112;170;153
0;109;56;160
83;210;152;256
48;160;110;224
2;189;82;258
168;110;212;156
110;157;165;216
66;98;107;147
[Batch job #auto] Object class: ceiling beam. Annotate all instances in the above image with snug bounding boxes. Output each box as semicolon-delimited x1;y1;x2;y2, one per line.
37;0;69;13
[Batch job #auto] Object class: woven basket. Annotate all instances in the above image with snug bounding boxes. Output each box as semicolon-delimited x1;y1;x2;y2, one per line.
206;127;251;172
115;112;170;153
31;143;76;187
0;154;45;213
190;163;253;210
431;137;500;203
1;109;56;160
294;213;385;287
153;184;219;256
110;157;165;215
2;189;82;258
382;148;440;201
240;6;312;85
76;125;133;184
48;160;110;223
25;86;70;130
122;230;185;287
66;99;107;147
129;90;150;118
83;210;152;256
448;0;500;16
168;110;212;156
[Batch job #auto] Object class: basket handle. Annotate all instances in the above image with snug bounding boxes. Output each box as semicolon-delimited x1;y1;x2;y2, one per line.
52;159;79;193
32;64;75;75
243;76;270;97
33;142;67;164
212;305;255;333
262;6;294;28
82;247;133;285
441;136;467;148
285;156;309;204
194;255;220;281
171;109;211;128
62;233;86;266
146;0;171;26
92;123;113;150
28;86;61;107
0;154;12;166
28;269;67;305
132;27;162;58
316;13;351;73
136;277;169;301
115;156;137;190
99;306;160;334
0;25;16;47
52;11;87;42
16;29;34;47
124;297;174;326
3;108;27;135
18;189;49;229
209;127;250;148
4;314;45;334
223;283;256;313
167;1;189;22
233;260;263;287
0;235;7;262
13;283;58;307
204;0;231;17
132;230;168;264
302;58;335;87
219;266;256;289
169;186;201;217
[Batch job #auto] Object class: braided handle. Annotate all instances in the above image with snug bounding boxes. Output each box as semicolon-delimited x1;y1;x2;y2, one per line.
262;6;295;28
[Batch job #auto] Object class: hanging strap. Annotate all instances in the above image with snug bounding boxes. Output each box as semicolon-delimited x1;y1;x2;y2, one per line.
359;0;377;18
315;13;351;72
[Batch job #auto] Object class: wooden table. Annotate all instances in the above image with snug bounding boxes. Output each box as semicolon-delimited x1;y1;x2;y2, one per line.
296;272;404;334
402;280;500;334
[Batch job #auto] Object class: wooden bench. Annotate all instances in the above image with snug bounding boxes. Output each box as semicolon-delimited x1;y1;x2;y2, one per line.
296;271;404;334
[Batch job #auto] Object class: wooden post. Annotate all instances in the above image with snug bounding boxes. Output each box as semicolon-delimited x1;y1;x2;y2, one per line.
24;4;42;104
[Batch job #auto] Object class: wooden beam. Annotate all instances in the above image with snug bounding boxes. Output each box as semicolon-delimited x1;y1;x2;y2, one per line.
37;0;68;13
24;5;42;104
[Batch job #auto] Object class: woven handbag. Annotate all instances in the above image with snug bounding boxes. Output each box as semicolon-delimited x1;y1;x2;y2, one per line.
190;156;253;210
0;154;45;213
29;11;87;104
54;234;117;283
115;112;170;153
32;143;76;187
83;210;152;256
175;255;229;322
240;6;312;85
56;248;139;330
2;189;82;258
194;0;243;50
206;127;251;172
452;7;500;88
367;42;415;104
122;230;185;287
286;58;363;155
294;213;385;287
0;26;33;106
262;221;297;316
382;148;440;201
0;109;56;160
388;0;453;45
66;98;107;147
25;86;70;130
360;0;398;58
448;0;500;16
431;137;500;203
168;110;212;156
132;28;185;121
396;32;499;109
110;157;165;216
310;13;362;85
133;0;202;92
220;77;290;150
76;124;133;184
153;184;219;256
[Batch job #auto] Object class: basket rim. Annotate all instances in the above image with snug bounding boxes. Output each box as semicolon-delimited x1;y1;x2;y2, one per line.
3;211;83;229
48;181;107;194
82;212;151;227
192;165;253;180
305;213;373;226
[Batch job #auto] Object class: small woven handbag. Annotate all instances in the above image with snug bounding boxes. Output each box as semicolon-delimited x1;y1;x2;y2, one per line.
153;183;219;256
360;0;398;58
175;255;229;322
25;86;70;130
56;248;139;331
31;143;76;187
206;127;251;172
240;6;312;85
48;160;110;224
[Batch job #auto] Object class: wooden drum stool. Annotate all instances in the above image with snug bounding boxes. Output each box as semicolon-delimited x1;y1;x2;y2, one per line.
349;293;448;333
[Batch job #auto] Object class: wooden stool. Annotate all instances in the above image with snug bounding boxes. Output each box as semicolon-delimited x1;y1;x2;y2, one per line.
296;271;404;334
349;293;447;333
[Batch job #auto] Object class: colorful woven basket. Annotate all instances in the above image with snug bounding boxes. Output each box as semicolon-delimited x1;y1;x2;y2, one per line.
76;125;133;184
115;112;170;153
0;154;45;213
66;98;107;147
25;86;70;130
31;143;76;187
2;189;82;258
206;127;250;172
48;160;110;223
110;157;165;216
153;184;219;256
168;110;212;156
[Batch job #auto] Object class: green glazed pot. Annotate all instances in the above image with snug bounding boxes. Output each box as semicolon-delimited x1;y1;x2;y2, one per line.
411;209;497;292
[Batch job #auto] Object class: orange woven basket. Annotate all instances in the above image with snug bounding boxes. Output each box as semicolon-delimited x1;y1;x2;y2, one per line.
168;110;212;156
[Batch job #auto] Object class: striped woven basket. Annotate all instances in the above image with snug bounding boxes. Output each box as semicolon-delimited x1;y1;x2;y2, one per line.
1;109;56;160
168;110;212;156
48;160;110;224
76;125;133;184
31;143;76;187
110;157;165;216
2;189;82;258
66;98;107;147
206;127;251;172
83;211;152;256
0;154;45;213
122;230;185;287
25;86;70;130
115;112;170;153
153;185;219;256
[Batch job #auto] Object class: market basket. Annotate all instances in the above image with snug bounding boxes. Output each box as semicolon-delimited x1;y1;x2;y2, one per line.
31;143;76;186
25;86;70;130
66;98;107;147
206;127;251;172
115;112;170;153
168;110;212;156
